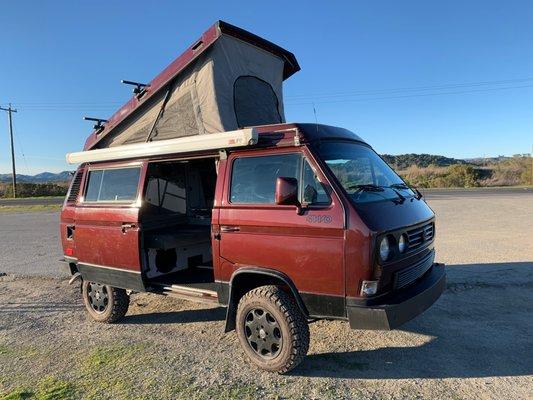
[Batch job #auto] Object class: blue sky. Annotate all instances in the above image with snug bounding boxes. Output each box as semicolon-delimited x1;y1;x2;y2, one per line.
1;1;532;174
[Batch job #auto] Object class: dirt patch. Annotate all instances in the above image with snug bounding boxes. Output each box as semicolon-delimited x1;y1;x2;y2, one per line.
1;262;531;399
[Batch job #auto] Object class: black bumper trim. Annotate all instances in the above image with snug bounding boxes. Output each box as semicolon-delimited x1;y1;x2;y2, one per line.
347;263;446;330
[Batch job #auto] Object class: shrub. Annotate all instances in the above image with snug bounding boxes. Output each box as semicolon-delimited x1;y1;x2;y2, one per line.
0;182;68;198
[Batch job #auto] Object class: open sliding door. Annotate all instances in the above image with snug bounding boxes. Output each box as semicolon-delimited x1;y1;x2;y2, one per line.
74;161;146;291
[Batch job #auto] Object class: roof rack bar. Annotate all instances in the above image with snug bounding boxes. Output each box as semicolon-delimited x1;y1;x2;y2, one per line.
83;117;108;131
121;79;150;95
66;128;258;165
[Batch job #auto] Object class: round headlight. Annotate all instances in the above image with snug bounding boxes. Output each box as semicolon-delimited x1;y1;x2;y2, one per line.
379;236;391;261
398;234;408;253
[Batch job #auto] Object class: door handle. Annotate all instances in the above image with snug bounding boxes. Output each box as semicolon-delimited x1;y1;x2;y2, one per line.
220;226;240;233
121;223;136;233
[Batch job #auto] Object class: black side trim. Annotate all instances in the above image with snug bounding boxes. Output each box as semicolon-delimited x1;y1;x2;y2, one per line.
300;292;346;319
77;263;145;292
223;267;308;332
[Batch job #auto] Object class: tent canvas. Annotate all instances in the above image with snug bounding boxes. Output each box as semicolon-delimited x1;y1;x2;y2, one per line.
91;21;299;150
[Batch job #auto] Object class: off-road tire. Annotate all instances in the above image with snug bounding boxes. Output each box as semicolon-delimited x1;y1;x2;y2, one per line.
236;285;310;373
81;280;130;323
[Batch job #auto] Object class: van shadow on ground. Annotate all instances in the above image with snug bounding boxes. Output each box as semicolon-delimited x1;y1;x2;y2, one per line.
120;262;532;379
294;262;533;380
122;307;226;324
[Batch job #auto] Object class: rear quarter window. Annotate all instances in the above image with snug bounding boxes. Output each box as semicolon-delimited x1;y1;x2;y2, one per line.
84;167;141;202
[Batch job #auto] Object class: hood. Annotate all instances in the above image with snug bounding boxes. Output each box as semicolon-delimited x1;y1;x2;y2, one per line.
354;197;435;233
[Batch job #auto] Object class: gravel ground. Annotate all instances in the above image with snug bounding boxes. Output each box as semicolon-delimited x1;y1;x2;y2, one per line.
0;194;532;399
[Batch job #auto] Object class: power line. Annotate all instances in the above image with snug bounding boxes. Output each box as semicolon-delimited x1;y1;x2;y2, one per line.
4;76;533;110
2;77;533;113
11;123;31;175
285;77;533;100
285;84;533;106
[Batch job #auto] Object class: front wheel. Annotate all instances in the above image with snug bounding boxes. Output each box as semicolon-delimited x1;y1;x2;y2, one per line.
81;281;130;323
236;285;310;373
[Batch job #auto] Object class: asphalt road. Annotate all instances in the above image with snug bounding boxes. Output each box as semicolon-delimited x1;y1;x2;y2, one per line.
421;187;532;199
0;211;62;276
0;190;531;277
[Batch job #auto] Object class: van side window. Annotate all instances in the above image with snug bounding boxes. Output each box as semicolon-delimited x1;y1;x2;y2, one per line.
230;154;300;204
302;160;331;205
85;167;141;202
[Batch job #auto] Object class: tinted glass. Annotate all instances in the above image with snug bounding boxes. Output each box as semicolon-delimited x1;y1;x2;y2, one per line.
302;160;331;205
230;154;300;204
85;167;140;202
317;142;414;204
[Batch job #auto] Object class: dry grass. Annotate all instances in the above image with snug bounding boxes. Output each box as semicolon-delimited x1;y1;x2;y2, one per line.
0;204;61;213
397;156;532;188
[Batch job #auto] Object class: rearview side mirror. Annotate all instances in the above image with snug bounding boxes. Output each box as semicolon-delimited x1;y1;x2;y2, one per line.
275;177;299;206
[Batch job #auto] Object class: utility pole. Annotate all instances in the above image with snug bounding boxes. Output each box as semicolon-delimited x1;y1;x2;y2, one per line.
0;104;18;198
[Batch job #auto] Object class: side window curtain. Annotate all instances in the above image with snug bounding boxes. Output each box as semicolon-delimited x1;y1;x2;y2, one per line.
302;160;331;206
230;154;301;204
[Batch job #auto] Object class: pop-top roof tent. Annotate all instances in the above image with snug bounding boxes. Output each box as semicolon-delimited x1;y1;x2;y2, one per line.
82;20;300;153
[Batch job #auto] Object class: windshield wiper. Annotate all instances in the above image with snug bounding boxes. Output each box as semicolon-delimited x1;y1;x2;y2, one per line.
347;184;385;192
346;183;406;205
347;183;406;204
389;186;406;204
389;183;409;190
390;183;423;200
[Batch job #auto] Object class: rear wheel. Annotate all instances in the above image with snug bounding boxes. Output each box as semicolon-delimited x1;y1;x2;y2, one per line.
236;285;309;373
81;281;130;323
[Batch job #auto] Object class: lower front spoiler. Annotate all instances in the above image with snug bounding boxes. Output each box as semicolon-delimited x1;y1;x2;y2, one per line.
347;263;446;330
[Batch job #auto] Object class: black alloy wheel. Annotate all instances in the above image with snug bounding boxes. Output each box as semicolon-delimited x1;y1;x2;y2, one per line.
81;280;130;323
244;308;282;358
86;282;109;314
235;285;310;373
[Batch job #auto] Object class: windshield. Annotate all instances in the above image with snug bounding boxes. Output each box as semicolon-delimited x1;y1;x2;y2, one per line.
315;141;415;204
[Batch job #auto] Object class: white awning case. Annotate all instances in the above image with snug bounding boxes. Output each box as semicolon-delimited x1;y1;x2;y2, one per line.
67;128;258;164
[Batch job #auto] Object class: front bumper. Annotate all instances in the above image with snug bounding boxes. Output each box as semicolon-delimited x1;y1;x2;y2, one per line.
347;263;446;330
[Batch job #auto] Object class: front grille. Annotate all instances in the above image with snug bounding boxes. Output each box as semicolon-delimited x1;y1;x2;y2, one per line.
394;252;434;290
66;170;83;203
406;222;434;251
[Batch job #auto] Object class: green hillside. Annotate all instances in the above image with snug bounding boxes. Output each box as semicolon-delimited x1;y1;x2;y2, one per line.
381;154;465;169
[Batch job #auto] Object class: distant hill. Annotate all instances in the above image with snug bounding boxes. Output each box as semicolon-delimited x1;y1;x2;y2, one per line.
0;171;73;183
381;153;465;170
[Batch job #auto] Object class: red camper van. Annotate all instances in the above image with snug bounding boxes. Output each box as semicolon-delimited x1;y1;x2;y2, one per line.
60;21;445;373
